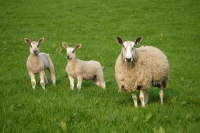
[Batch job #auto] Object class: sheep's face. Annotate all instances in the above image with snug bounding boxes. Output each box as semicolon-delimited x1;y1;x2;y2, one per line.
122;41;136;62
62;42;82;60
66;47;76;60
116;36;142;63
24;38;44;55
29;42;40;55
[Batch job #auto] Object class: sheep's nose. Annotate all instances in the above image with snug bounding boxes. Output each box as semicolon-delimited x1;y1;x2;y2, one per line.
126;58;132;62
33;50;37;53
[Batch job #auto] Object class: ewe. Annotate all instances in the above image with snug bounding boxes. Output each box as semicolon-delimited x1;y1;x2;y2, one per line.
24;38;56;89
62;42;106;90
115;36;169;107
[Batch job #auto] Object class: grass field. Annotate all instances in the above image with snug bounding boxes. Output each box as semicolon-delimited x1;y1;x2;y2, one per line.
1;0;200;132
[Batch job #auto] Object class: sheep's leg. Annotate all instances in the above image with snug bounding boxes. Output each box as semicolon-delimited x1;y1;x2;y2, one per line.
49;65;56;85
144;90;149;104
100;81;106;89
68;75;74;90
131;92;138;107
93;77;101;88
93;76;106;89
39;71;45;89
159;87;164;105
77;76;82;90
50;72;56;86
28;71;36;89
44;73;48;84
139;90;145;107
99;77;106;89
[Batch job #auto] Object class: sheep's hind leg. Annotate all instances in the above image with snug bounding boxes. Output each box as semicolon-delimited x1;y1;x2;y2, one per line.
29;72;36;89
39;71;45;89
93;77;101;87
139;89;145;107
93;76;106;89
131;92;138;107
144;90;149;104
44;73;48;84
159;87;164;105
49;66;56;85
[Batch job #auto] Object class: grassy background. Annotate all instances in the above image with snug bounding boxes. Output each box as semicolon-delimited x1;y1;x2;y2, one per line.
1;0;200;132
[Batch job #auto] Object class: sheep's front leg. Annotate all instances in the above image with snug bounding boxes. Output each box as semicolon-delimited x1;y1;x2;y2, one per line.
131;92;138;107
28;71;36;89
68;75;74;90
140;90;145;107
39;71;45;89
77;75;83;90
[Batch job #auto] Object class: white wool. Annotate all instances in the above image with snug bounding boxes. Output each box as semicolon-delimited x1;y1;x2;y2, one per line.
115;36;169;107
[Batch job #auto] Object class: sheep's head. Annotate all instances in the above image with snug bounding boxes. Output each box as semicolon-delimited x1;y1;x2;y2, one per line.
116;36;142;63
24;38;44;55
62;42;81;60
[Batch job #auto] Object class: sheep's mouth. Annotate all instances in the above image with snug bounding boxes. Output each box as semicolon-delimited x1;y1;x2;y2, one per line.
67;56;72;60
33;51;39;55
125;58;133;62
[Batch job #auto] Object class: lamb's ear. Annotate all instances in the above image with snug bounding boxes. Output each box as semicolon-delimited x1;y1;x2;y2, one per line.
24;38;31;45
116;36;123;45
62;42;68;49
73;44;81;52
134;36;142;45
38;38;44;45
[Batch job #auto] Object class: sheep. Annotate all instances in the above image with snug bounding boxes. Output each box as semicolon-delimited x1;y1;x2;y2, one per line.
62;42;106;90
24;38;56;89
115;36;169;107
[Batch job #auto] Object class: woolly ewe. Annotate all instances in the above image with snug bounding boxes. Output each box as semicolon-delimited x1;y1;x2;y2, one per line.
115;36;169;107
24;38;56;89
62;42;106;90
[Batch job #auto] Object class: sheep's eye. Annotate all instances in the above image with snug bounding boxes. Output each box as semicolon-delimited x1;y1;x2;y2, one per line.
123;45;126;49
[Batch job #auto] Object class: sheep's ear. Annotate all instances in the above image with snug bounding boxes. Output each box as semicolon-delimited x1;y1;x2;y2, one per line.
134;36;142;45
73;44;81;51
62;42;68;49
38;38;44;45
24;38;31;45
116;36;123;45
73;44;81;52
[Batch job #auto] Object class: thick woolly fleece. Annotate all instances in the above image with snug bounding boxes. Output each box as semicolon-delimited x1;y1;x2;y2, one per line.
115;46;169;92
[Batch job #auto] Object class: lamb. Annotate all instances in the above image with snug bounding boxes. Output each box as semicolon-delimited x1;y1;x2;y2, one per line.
24;38;56;89
115;36;169;107
62;42;106;90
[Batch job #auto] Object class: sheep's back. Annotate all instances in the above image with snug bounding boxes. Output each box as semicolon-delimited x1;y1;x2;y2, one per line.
138;46;169;87
82;60;102;80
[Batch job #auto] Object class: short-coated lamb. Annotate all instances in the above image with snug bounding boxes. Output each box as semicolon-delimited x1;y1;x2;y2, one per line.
62;42;106;90
25;38;56;89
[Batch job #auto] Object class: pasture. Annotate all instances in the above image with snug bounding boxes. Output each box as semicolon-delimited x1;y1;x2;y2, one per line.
0;0;200;132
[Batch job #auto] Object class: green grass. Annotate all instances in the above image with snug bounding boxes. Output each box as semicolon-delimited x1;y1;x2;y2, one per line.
1;0;200;132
